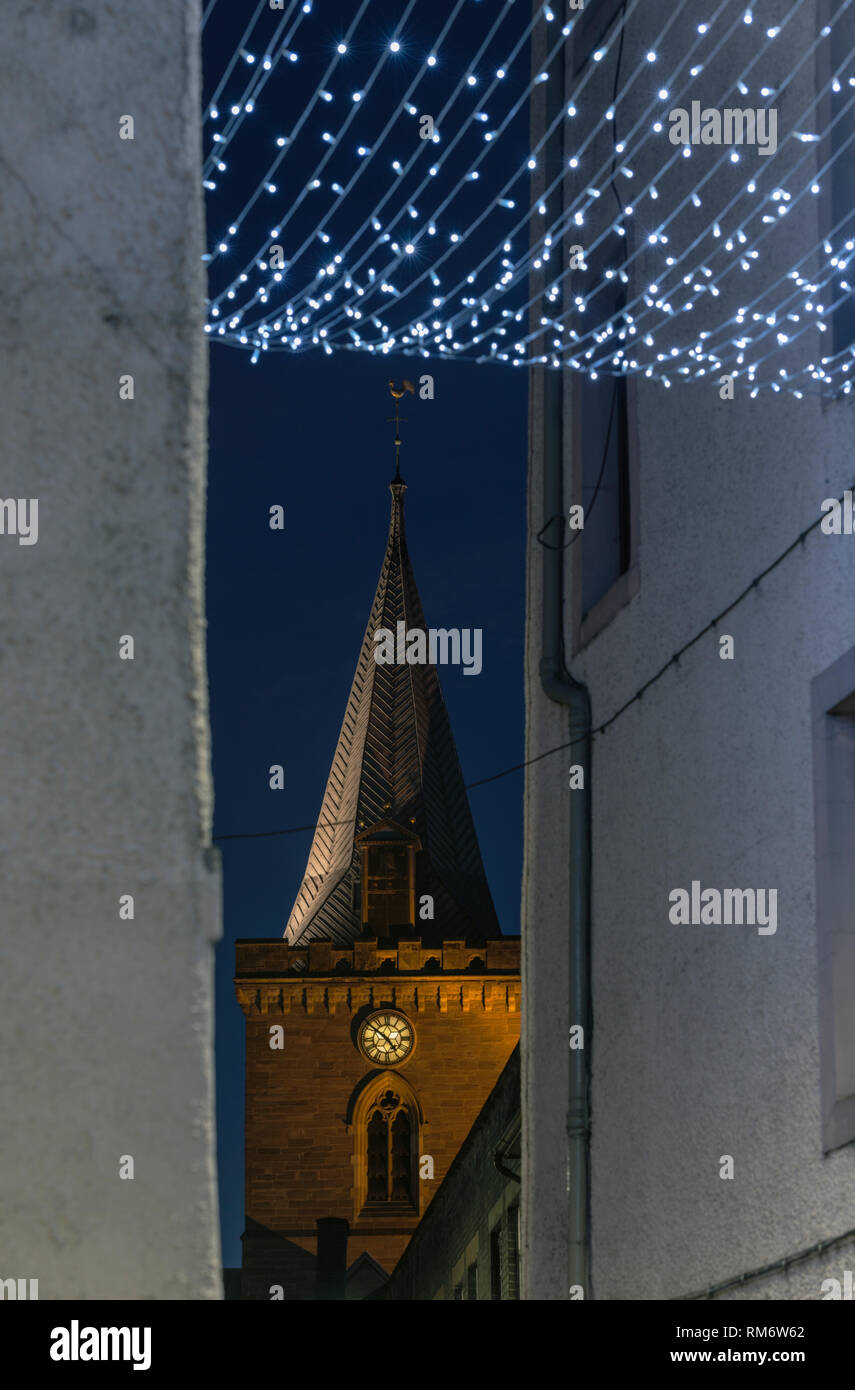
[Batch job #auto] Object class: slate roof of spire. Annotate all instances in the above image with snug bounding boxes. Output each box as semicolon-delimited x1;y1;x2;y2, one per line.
284;478;500;946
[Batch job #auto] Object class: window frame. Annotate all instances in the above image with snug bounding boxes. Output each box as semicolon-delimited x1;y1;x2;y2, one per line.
816;0;855;371
364;1092;415;1205
356;820;421;936
350;1071;423;1221
562;3;641;652
568;360;640;654
812;646;855;1152
490;1222;503;1300
569;0;628;78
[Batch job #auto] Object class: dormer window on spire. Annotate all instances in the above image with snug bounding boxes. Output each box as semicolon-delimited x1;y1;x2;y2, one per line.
356;820;421;936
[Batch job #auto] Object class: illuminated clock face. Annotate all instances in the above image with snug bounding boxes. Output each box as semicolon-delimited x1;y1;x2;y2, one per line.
359;1012;414;1065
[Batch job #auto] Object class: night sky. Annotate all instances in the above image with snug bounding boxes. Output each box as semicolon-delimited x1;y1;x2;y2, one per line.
203;1;529;1269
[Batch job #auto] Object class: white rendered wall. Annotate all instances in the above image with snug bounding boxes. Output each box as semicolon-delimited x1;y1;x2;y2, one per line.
524;0;855;1300
0;2;222;1298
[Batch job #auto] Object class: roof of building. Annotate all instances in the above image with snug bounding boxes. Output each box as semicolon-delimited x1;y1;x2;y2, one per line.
284;477;500;946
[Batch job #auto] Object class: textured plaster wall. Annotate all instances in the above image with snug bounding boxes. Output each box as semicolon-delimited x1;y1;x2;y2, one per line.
524;0;855;1300
520;8;574;1305
0;2;222;1298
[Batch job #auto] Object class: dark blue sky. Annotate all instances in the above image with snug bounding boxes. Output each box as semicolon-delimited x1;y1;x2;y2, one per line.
207;337;527;1267
203;1;530;1269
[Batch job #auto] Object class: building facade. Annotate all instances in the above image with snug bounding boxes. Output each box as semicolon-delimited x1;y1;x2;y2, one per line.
237;472;520;1300
523;0;855;1299
0;0;221;1299
380;1046;522;1302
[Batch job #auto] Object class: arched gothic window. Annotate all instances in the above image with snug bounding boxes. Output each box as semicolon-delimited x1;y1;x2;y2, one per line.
365;1089;414;1205
350;1074;422;1217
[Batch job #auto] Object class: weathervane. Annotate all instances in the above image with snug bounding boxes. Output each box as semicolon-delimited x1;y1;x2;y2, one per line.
387;378;414;481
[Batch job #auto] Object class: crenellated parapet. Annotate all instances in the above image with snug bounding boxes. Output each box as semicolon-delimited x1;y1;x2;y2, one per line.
235;935;520;1018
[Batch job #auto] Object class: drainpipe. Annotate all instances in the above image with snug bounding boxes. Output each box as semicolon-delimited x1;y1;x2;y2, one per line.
536;10;592;1300
539;365;592;1301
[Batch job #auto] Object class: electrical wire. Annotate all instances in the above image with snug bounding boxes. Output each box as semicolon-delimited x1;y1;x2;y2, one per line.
676;1224;855;1301
212;473;855;839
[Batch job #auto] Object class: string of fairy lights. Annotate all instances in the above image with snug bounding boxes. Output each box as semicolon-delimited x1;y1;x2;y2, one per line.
502;0;855;391
202;0;855;398
218;0;537;321
291;0;716;339
369;0;854;390
204;0;544;313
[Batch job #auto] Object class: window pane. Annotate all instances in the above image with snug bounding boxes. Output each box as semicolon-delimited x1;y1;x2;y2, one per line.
580;364;630;618
830;16;855;355
366;1110;388;1201
363;846;412;931
506;1204;521;1300
390;1110;412;1202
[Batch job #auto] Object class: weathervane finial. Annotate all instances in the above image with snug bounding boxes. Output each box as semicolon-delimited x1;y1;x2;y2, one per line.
387;378;415;481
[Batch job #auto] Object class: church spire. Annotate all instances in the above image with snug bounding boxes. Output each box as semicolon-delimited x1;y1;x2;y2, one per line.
284;458;500;947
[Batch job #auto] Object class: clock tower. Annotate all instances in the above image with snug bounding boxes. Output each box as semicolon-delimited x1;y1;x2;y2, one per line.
235;431;520;1300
